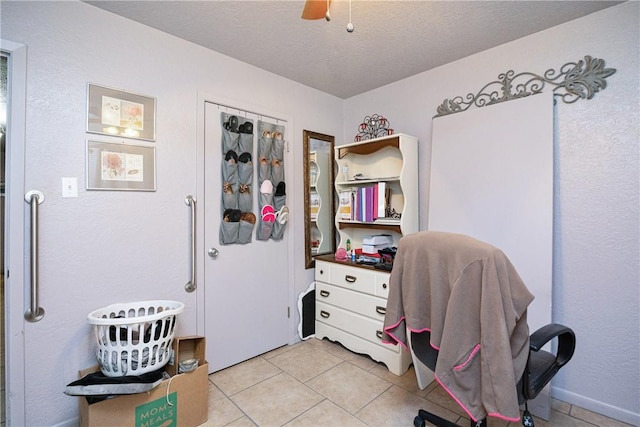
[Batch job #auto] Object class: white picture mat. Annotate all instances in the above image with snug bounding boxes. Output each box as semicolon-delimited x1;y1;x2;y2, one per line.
428;92;554;333
86;140;156;191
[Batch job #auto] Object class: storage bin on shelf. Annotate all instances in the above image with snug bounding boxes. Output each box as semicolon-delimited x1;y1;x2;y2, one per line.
87;300;185;377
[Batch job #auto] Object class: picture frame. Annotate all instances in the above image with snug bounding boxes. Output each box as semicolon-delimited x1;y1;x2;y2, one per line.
86;140;156;191
87;83;156;141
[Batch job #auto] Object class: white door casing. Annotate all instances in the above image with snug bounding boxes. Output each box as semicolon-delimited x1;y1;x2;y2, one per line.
1;38;27;427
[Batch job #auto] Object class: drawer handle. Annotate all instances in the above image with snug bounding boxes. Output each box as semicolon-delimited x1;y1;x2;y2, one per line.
320;310;330;318
319;290;330;297
376;330;383;340
319;269;324;275
376;306;386;315
345;275;357;283
382;283;388;289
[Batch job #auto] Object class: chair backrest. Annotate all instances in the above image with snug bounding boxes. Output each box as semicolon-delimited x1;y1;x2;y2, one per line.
411;331;438;371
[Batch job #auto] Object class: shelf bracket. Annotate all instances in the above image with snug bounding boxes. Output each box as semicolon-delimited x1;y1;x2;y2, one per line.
337;136;399;159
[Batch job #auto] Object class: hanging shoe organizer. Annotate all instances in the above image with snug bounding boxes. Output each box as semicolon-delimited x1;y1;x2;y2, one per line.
256;120;288;241
219;113;256;245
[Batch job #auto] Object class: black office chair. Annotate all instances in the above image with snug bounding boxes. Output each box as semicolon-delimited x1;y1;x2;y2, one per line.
411;323;575;427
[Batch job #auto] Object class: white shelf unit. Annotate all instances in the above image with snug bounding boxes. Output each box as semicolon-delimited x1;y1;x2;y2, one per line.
314;133;418;376
334;133;418;250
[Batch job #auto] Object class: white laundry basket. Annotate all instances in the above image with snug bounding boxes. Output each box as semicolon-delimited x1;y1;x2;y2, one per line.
87;300;185;377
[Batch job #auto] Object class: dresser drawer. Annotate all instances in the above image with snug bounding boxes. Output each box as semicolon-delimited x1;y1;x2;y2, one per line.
316;301;394;350
320;263;377;294
315;260;331;283
375;273;391;299
316;282;387;321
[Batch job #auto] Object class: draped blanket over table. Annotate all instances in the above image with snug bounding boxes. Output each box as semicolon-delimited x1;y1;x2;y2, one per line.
382;231;534;422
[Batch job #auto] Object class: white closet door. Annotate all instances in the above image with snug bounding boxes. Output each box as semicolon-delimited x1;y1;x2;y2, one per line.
202;102;290;372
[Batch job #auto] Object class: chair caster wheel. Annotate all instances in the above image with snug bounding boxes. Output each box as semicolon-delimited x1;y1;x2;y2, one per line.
414;415;426;427
522;410;535;427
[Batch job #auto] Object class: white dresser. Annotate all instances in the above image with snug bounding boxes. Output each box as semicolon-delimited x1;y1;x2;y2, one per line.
313;133;417;376
314;257;412;375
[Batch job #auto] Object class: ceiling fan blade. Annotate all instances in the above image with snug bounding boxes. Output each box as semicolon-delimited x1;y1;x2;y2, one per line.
301;0;332;20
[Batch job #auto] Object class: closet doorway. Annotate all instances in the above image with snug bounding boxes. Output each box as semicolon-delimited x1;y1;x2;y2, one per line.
201;100;291;372
1;51;7;427
1;39;28;427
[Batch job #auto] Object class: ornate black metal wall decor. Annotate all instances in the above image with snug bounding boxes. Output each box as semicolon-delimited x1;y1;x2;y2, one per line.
354;114;393;141
434;55;616;117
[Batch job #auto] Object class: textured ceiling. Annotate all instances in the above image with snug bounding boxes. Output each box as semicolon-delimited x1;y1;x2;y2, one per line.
85;1;622;99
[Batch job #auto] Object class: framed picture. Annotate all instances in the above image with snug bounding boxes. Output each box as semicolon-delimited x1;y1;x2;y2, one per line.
87;83;156;141
86;140;156;191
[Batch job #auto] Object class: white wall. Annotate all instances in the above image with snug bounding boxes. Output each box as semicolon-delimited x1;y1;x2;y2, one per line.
1;2;340;425
344;2;639;424
2;1;638;425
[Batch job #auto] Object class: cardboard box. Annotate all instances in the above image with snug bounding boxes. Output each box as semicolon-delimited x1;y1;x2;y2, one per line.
166;335;206;376
79;362;209;427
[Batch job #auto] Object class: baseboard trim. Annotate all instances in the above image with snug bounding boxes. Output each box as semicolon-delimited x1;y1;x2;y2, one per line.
552;386;639;426
50;416;79;427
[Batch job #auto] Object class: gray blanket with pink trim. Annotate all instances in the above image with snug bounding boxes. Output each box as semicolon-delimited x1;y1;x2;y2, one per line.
382;231;534;423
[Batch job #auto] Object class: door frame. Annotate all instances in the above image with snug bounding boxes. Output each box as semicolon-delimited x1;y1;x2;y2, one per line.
1;38;27;427
195;92;297;344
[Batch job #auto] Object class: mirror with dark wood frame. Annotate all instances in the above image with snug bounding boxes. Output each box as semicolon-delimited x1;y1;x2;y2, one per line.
303;130;335;269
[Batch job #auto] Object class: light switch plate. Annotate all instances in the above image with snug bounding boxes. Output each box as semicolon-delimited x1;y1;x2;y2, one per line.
62;177;78;198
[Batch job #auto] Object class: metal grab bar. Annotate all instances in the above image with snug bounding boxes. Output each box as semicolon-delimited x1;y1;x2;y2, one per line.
24;190;45;322
184;195;197;293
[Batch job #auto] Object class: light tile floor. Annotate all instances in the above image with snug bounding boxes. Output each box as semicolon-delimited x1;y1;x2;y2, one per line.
203;338;632;427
